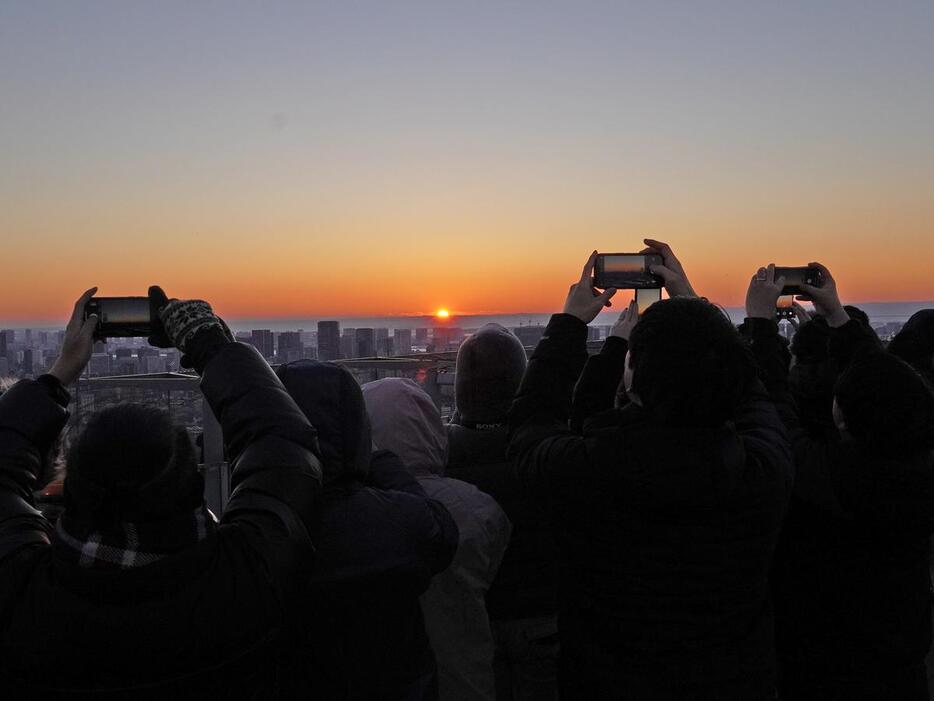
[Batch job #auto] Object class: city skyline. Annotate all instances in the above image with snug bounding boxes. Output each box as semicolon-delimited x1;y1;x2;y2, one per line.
2;2;933;320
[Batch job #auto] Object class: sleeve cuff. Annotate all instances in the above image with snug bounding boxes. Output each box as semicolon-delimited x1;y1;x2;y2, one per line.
36;374;71;408
600;336;629;360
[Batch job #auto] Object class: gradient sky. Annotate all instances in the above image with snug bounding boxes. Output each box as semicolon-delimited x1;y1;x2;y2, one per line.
2;1;932;322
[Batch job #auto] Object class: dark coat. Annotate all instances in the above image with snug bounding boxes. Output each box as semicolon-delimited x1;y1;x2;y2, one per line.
445;423;558;621
0;343;323;699
275;361;459;700
508;314;793;700
745;317;934;699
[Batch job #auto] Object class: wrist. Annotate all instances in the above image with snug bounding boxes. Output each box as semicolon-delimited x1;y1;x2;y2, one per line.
824;306;850;328
48;362;81;386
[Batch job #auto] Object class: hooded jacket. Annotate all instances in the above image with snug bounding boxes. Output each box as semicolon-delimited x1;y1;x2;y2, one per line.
745;317;934;699
446;324;558;621
362;378;512;701
275;361;458;700
0;342;322;700
509;314;793;700
889;309;934;384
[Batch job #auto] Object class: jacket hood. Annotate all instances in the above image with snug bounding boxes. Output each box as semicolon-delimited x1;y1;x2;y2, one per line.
361;378;448;477
889;309;934;376
276;360;370;483
453;323;528;426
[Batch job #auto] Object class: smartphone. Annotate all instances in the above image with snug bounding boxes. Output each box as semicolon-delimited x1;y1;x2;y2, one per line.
593;253;664;290
635;287;662;314
84;297;154;338
776;294;795;319
774;266;823;295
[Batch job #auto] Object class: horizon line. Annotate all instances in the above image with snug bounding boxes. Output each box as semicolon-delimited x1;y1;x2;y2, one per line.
3;298;932;329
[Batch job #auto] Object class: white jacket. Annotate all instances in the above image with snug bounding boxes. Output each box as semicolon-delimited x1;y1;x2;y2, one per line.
362;378;512;701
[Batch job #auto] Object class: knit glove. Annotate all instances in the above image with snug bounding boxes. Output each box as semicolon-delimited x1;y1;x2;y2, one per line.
159;299;234;352
147;286;234;371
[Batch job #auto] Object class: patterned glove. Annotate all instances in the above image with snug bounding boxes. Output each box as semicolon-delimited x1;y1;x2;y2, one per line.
159;299;234;354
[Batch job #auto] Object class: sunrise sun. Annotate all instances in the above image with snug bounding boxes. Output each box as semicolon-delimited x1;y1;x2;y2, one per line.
435;308;450;319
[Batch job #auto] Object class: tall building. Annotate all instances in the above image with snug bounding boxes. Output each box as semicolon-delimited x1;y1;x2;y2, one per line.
376;336;393;357
393;328;412;356
277;331;303;362
431;327;465;352
22;349;34;375
415;328;429;344
0;330;13;361
251;330;275;359
317;321;341;361
355;328;376;358
341;328;356;359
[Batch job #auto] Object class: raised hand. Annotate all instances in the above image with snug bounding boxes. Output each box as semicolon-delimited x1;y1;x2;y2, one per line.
609;300;640;341
798;262;848;328
49;288;99;385
745;264;786;320
641;239;697;298
563;251;617;323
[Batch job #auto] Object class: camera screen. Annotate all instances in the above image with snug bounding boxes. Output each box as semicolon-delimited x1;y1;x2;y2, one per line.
636;287;661;314
777;268;808;287
97;298;151;324
602;255;648;274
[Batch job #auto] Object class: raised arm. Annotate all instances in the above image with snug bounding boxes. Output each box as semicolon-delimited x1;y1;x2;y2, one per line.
508;252;613;497
151;290;323;533
570;300;637;431
0;288;98;563
743;265;845;513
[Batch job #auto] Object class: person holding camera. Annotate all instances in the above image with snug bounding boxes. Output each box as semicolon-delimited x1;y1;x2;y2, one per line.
0;287;323;698
744;263;934;700
508;243;793;700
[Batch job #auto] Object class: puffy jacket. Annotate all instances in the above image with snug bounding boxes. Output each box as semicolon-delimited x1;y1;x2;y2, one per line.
363;378;512;701
508;314;793;700
0;342;322;699
274;361;459;700
745;317;934;699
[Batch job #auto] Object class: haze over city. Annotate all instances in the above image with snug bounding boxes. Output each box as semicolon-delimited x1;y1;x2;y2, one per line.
2;1;932;324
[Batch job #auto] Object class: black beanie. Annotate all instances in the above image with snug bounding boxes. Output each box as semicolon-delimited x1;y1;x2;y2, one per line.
64;404;202;524
835;352;934;458
454;324;528;426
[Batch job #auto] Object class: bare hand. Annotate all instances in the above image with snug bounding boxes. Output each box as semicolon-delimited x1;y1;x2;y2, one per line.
641;239;697;298
609;300;639;341
563;251;617;323
797;262;848;327
745;264;786;320
789;302;811;330
49;288;99;385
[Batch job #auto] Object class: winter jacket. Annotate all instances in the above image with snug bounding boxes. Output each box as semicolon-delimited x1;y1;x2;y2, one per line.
445;423;558;622
275;361;459;700
745;316;934;699
363;378;512;701
509;314;793;700
0;342;322;699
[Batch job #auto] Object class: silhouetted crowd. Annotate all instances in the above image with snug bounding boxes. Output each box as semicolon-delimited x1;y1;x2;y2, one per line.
2;241;933;700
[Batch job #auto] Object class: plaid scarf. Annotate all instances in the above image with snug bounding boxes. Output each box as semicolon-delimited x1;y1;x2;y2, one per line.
53;505;218;570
